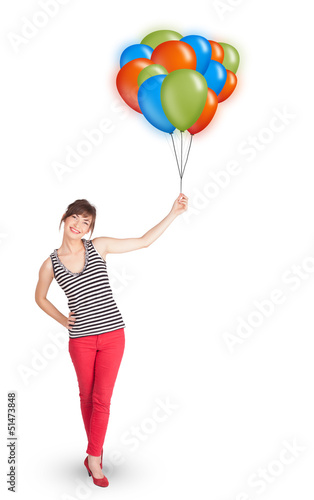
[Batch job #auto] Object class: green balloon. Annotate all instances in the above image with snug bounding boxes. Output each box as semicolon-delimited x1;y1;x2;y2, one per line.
219;43;240;74
160;69;208;132
141;29;182;50
137;64;168;87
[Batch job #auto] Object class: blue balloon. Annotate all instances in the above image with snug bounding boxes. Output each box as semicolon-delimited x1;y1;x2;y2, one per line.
138;75;175;134
203;60;227;95
120;44;153;68
180;35;212;74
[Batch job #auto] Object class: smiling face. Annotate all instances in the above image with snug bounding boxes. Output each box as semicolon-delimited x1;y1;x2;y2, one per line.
64;213;93;238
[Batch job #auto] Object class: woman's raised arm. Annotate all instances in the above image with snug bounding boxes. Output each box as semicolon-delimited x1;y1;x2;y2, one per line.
93;193;188;256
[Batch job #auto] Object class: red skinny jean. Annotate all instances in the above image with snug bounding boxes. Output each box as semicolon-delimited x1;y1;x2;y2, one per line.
68;327;125;456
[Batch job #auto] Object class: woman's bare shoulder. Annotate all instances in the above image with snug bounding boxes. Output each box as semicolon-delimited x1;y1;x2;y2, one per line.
39;256;54;278
91;237;106;254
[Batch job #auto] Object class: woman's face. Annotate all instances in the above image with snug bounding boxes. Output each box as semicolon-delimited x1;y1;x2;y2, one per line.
64;213;92;238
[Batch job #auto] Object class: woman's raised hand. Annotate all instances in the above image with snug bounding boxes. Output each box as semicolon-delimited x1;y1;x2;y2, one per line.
171;193;188;216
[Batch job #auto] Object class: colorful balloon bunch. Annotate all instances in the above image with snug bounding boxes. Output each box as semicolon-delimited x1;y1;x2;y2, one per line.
116;29;240;191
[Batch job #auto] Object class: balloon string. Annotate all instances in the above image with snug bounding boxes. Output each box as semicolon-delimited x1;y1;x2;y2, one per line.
180;131;183;192
181;133;193;178
171;133;181;180
180;131;183;178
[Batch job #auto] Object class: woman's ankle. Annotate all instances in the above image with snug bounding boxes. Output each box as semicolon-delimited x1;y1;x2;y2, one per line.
88;454;101;464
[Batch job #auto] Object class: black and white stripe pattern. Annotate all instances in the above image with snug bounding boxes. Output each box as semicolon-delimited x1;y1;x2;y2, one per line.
50;238;126;338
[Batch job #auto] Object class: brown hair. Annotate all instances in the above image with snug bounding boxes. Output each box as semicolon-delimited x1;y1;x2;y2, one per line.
59;199;97;238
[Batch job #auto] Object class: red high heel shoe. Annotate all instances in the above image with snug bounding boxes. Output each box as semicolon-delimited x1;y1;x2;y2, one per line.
84;456;109;487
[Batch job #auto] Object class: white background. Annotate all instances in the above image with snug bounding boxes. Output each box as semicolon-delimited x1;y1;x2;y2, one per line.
1;0;313;498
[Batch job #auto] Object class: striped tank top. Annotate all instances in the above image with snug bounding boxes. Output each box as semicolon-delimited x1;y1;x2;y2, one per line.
50;238;126;338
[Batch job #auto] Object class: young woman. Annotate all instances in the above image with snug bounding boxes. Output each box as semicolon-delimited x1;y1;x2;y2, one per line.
35;193;188;488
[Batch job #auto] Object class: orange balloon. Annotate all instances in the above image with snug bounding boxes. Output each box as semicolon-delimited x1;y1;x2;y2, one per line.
116;58;155;113
217;70;237;103
188;88;218;135
208;40;224;63
151;40;197;73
